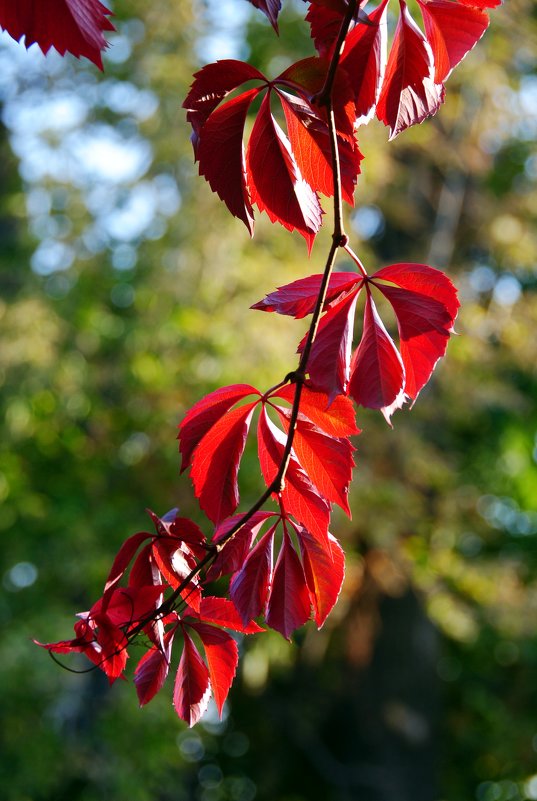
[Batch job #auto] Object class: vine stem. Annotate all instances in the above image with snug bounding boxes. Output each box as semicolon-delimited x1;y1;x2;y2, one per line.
112;0;360;648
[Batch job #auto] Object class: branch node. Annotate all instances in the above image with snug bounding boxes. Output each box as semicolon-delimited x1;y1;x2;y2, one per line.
333;232;349;248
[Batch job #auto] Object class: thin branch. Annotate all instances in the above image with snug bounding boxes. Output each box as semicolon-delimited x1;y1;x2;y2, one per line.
92;1;360;656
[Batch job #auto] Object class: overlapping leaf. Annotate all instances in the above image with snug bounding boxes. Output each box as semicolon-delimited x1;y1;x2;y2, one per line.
253;262;458;422
183;57;360;245
295;525;345;627
265;531;311;639
417;0;489;83
339;0;389;125
0;0;114;69
376;0;444;139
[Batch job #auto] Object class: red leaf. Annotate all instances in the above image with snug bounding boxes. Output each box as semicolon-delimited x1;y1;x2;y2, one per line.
301;288;361;400
279;92;362;204
128;543;156;590
190;622;239;716
457;0;500;7
179;384;260;473
247;0;282;31
174;630;211;726
277;410;355;514
190;401;258;524
246;93;323;251
251;271;361;319
196;596;264;634
207;511;276;582
134;626;176;707
266;531;312;639
296;526;345;627
0;0;115;69
183;60;265;151
196;88;261;234
104;531;153;595
370;262;459;400
257;409;331;545
273;384;360;438
339;0;389;125
306;2;347;56
417;0;489;83
376;0;444;139
97;585;165;629
277;56;356;141
229;527;275;624
91;614;129;683
349;289;406;424
151;538;201;610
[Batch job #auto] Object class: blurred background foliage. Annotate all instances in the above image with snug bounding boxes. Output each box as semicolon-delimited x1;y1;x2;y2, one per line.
0;1;536;799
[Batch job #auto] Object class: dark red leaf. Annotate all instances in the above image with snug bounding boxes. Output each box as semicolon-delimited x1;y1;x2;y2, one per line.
247;0;282;30
91;614;129;683
97;585;165;629
376;0;444;139
0;0;115;69
457;0;500;7
300;288;361;400
165;515;207;560
190;401;258;523
306;2;347;56
195;596;264;634
417;0;489;83
183;60;265;151
134;626;176;707
246;92;323;251
207;511;276;582
370;262;459;400
349;289;406;423
104;531;154;595
296;525;345;627
251;271;360;319
266;532;311;639
190;622;239;716
179;384;260;473
273;384;360;437
229;527;275;625
173;629;211;727
278;56;356;140
128;543;156;590
279;92;362;204
277;410;355;514
151;538;201;612
339;0;389;125
196;88;261;234
257;409;331;545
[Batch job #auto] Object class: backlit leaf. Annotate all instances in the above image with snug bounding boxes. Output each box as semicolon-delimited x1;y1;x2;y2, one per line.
339;0;389;125
173;630;211;727
349;290;406;424
190;401;258;524
418;0;489;83
296;526;345;627
0;0;115;69
191;623;239;716
229;527;275;624
266;532;311;639
251;271;360;319
134;627;176;707
376;0;444;139
179;383;260;473
247;93;323;251
370;262;459;400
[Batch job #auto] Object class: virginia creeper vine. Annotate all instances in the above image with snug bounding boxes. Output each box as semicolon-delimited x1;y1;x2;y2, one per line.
0;0;499;725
